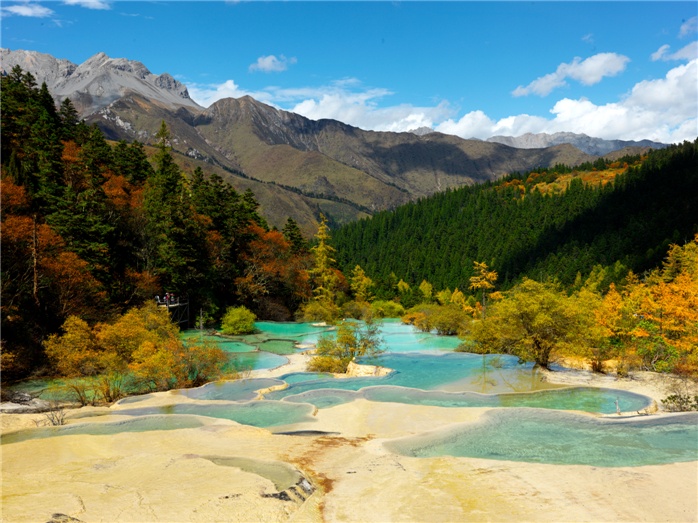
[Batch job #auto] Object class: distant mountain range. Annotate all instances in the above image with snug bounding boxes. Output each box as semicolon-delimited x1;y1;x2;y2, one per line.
486;132;668;156
0;48;669;234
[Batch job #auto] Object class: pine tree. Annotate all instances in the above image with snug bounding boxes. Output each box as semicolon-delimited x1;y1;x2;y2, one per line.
282;217;308;255
309;215;339;304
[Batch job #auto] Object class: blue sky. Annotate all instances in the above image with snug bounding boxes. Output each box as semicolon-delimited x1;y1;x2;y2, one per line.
2;1;697;143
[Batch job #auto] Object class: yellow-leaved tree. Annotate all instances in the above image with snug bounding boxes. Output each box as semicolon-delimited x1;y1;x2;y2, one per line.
350;265;374;303
602;236;698;374
301;215;341;322
469;261;498;318
44;316;102;377
45;302;228;399
307;319;384;373
96;302;180;364
418;280;433;301
469;278;586;369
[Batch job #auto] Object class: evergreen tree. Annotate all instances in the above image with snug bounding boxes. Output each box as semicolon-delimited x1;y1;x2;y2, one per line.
309;215;339;304
58;98;81;140
282;217;308;254
112;140;153;185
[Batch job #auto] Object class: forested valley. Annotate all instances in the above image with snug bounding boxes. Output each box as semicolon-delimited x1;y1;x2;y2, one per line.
2;66;697;402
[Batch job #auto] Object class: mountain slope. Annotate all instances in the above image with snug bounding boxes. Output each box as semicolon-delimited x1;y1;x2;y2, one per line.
90;91;598;231
4;48;634;233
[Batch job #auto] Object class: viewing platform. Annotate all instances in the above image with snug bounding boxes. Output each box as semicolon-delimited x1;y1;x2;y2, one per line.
155;294;190;327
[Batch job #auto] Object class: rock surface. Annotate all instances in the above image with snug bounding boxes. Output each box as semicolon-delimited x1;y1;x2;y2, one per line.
344;360;392;378
46;514;85;523
0;48;201;115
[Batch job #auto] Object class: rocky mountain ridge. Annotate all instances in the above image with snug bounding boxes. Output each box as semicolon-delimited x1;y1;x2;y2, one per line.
0;48;200;115
1;48;666;234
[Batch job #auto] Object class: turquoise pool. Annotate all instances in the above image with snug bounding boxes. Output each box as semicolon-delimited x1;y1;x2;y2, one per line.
111;400;317;428
263;351;650;414
385;409;698;467
6;320;692;469
281;385;651;414
1;415;210;445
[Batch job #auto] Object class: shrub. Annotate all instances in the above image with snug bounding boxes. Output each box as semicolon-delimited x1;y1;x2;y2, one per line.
183;341;228;387
341;300;372;320
307;319;384;373
36;401;67;426
129;338;228;391
455;340;478;353
307;355;347;373
662;393;698;412
221;306;257;335
96;371;128;403
296;299;340;323
637;339;679;373
403;304;468;335
662;377;698;411
129;340;183;391
64;378;98;406
430;305;469;335
371;300;405;318
44;316;102;377
401;311;428;330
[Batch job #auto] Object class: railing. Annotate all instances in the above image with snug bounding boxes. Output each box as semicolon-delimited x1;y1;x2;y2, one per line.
155;295;183;306
155;295;190;327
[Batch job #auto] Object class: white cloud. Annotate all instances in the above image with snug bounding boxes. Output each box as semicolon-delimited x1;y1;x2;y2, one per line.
513;53;630;97
188;79;272;107
63;0;110;9
280;83;453;132
512;72;566;98
293;95;451;132
439;60;698;143
679;16;697;38
651;44;671;62
1;2;54;17
249;55;297;73
187;59;696;145
566;53;629;84
437;111;496;138
651;41;698;62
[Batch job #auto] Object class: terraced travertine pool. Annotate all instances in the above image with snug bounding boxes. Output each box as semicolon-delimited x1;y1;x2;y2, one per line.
4;320;697;467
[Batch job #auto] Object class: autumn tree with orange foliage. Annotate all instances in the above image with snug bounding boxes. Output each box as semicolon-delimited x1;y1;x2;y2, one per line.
44;303;228;398
235;223;311;320
1;177;107;377
619;236;698;374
